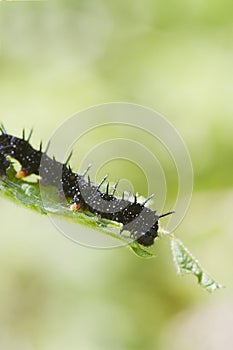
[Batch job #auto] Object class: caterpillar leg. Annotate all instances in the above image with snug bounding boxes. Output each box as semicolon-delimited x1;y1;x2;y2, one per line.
70;202;81;211
15;168;30;179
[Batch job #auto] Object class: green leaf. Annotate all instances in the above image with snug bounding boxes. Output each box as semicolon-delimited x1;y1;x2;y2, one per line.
0;166;224;287
170;237;223;292
128;242;155;258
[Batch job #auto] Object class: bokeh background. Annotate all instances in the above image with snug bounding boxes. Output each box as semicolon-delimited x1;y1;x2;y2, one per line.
0;1;233;349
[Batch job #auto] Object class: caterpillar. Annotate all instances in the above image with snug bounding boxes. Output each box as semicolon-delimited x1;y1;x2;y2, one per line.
0;124;173;247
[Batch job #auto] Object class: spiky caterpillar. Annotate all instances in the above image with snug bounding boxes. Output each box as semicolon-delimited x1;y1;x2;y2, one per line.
0;125;173;246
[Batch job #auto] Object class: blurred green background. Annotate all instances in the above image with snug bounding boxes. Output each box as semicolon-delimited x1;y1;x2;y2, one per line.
0;1;233;349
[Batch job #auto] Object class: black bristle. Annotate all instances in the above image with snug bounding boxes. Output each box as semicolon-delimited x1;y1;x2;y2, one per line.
27;128;33;142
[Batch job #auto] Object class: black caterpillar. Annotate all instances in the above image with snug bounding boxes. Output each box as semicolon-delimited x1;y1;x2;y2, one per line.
0;124;173;247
